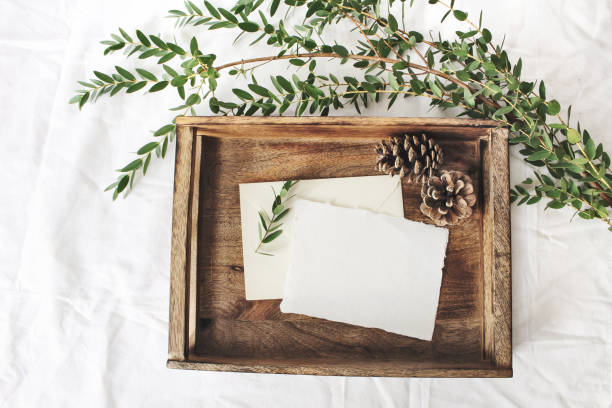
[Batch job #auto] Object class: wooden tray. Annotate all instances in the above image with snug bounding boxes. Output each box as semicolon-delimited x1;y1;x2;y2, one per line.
167;117;512;377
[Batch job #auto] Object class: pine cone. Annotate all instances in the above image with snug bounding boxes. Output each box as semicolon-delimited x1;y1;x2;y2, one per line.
420;170;476;226
375;134;443;183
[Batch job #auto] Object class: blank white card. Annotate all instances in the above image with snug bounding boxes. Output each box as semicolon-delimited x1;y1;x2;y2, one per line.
280;199;449;340
239;176;403;300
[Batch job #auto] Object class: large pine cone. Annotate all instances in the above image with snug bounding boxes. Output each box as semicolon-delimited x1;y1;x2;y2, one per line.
375;134;443;183
420;170;476;226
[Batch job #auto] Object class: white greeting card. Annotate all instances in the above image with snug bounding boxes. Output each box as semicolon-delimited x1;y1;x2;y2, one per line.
280;199;448;340
239;176;403;300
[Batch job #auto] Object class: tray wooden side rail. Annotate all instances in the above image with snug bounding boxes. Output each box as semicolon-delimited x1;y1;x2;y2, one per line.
167;117;512;377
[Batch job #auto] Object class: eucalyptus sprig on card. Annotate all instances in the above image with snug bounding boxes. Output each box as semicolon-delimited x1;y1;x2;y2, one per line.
255;180;298;256
73;0;612;231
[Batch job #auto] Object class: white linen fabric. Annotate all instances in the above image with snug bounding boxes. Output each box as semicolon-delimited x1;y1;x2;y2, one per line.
0;0;610;407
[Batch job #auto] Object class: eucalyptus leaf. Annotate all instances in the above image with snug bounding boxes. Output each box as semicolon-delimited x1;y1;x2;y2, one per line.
137;142;159;155
262;229;282;243
567;129;581;144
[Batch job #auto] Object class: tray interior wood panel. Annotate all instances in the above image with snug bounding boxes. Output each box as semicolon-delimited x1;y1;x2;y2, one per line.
168;117;511;377
198;124;483;363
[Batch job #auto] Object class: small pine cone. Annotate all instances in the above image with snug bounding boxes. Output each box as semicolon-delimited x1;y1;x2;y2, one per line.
375;134;443;183
420;170;476;226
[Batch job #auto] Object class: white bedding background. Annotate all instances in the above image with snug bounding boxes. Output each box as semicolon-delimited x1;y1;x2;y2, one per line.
1;0;610;406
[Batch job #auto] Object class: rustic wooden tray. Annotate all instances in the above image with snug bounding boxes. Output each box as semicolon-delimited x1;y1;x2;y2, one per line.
167;116;511;377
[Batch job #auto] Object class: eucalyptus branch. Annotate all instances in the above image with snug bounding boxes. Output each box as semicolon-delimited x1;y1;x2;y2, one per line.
71;0;612;230
255;180;298;256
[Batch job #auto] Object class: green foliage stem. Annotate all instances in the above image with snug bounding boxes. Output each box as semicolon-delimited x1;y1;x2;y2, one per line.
72;0;612;230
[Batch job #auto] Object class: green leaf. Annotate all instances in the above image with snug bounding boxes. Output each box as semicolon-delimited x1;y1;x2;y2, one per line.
94;71;114;83
143;153;151;175
546;200;565;209
289;59;306;66
119;27;133;43
426;49;435;68
389;72;399;91
166;43;186;55
513;58;523;77
539;80;546;99
154;124;175;136
115;66;135;81
136;30;151;47
116;175;130;194
527;150;551;161
139;49;158;59
218;8;238;24
482;28;492;42
549;162;583;173
149;35;167;49
162;65;179;78
463;87;475;107
126;81;147;93
204;1;221;19
158;52;176;64
137;142;159;155
549;123;566;130
190;37;199;55
238;21;259;32
388;14;398;32
440;9;451;23
273;204;285;215
275;208;290;221
332;44;349;58
259;211;268;229
453;10;468;21
276;76;294;93
585;138;596;159
526;196;542;205
428;80;442;98
542;132;553;151
161;135;168;158
118;159;142;172
267;223;283;233
262;229;282;243
455;70;470;81
149;81;168;92
104;181;118;192
233;88;253;100
78;92;89;109
136;68;157;81
208;75;217;90
248;83;270;97
494;105;513;118
547;100;560;115
282;180;294;190
567;128;581;144
185;93;202;106
170;75;188;87
69;94;83;104
304;83;322;98
270;0;280;16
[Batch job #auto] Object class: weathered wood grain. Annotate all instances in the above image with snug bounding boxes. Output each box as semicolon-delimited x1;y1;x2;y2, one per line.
168;126;194;361
168;116;512;377
167;358;512;378
490;128;512;368
186;135;202;355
